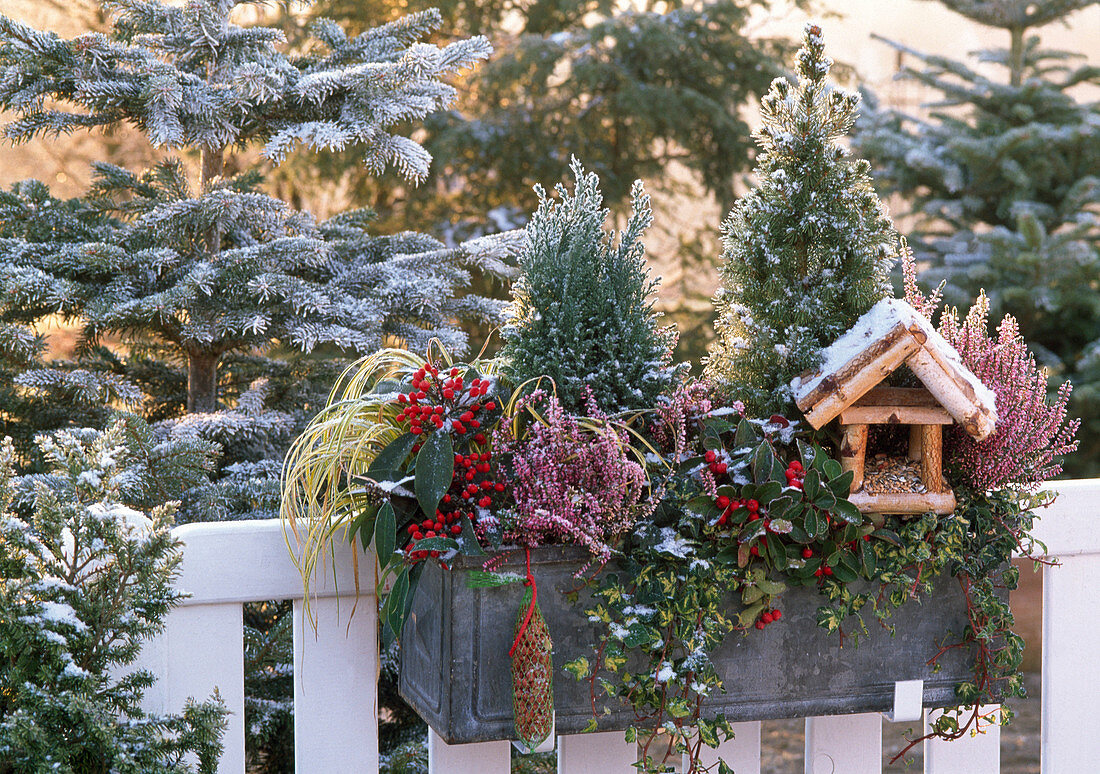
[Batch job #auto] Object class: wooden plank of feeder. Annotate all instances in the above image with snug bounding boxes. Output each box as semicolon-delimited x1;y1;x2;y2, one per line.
848;490;957;515
840;423;868;493
839;404;954;425
922;424;945;493
908;425;923;462
800;326;922;429
907;348;996;441
851;386;941;407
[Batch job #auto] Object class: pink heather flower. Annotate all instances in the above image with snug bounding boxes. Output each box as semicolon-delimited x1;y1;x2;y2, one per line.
903;248;1079;492
494;389;650;562
650;381;717;461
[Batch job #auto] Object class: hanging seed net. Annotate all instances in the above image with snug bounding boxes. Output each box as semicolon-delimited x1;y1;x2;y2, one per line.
511;584;554;752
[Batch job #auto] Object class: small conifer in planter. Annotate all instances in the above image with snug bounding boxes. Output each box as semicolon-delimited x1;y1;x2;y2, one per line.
705;24;896;416
501;158;679;414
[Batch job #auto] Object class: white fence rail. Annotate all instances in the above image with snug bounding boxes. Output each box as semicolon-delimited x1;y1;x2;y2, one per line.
136;480;1100;773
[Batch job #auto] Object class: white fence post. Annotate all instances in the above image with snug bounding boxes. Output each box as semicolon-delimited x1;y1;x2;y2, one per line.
804;713;881;774
293;595;379;773
160;603;246;774
557;730;636;774
687;721;761;774
428;732;511;774
923;706;1000;774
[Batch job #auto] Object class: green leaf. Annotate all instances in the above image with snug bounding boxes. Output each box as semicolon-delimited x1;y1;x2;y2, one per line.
624;727;637;744
823;458;843;479
802;469;821;500
752;443;776;485
756;481;783;503
832;497;863;524
873;528;902;546
734;419;756;449
369;432;418;477
756;578;786;595
742;585;764;605
409;536;459;553
804;508;826;538
384;567;410;636
415;431;454;517
828;470;855;498
767;536;788;569
375;502;397;567
564;657;591;680
860;539;877;578
466;570;525;588
456;515;486;556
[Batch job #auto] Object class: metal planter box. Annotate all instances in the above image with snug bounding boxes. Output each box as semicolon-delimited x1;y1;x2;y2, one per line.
399;546;981;744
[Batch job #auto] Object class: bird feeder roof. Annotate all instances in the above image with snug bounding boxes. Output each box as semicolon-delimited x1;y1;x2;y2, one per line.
790;298;997;440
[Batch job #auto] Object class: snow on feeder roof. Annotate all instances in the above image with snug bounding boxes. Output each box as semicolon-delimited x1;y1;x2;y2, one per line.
791;298;997;441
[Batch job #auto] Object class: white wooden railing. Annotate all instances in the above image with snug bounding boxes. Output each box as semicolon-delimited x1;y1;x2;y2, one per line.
135;480;1100;773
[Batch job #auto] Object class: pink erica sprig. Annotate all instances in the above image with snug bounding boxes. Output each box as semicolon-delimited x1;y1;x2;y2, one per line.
902;247;1079;492
494;389;650;563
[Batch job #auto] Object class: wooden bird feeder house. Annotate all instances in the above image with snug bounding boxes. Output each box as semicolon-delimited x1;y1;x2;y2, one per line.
791;299;998;516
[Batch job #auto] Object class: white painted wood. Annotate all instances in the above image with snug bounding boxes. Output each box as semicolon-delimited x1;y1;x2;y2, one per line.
557;730;636;774
161;603;245;774
171;520;373;606
686;721;761;774
293;596;378;773
428;731;510;774
1030;479;1100;556
804;713;881;774
923;706;1000;773
1043;553;1100;772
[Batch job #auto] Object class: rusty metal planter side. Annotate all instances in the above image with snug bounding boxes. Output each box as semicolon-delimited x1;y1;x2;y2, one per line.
399;546;981;744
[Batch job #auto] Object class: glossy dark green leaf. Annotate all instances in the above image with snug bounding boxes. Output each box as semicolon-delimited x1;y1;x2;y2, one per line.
734;418;756;449
860;539;877;578
752;443;775;485
804;508;826;538
802;468;821;499
828;470;855;498
767;536;787;569
457;515;486;556
409;536;460;553
415;430;454;517
375;501;397;567
369;432;418;477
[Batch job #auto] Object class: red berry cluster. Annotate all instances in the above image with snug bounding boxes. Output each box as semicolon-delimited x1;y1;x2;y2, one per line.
396;364;496;440
754;608;782;630
405;451;508;562
703;449;728;475
785;459;804;489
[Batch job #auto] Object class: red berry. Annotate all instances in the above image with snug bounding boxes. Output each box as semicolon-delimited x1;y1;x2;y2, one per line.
451;524;462;535
478;496;492;508
761;612;774;624
863;534;871;542
716;496;730;509
443;388;455;400
486;401;496;411
823;566;833;576
469;419;481;429
450;367;459;377
802;547;813;559
461;411;474;422
397;394;407;403
814;568;823;577
430;550;440;558
407;525;417;534
750;546;760;556
443;494;451;503
705;450;716;463
452;421;466;434
755;620;766;630
475;433;487;444
411;426;422;435
747;499;759;512
773;609;782;620
790;461;803;472
714;463;728;474
495;483;505;492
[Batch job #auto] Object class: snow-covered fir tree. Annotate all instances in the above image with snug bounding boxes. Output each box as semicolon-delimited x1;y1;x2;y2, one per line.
502;158;678;414
705;24;896;415
852;0;1100;475
0;426;226;771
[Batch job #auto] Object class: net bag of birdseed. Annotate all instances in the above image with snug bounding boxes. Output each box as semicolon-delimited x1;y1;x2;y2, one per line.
510;583;554;752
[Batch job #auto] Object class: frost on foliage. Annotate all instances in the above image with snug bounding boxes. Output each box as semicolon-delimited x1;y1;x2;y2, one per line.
0;429;226;769
501;158;680;413
706;24;896;415
0;2;491;184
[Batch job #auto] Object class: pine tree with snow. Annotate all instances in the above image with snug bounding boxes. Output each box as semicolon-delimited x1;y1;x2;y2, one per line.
0;424;226;772
502;158;678;414
705;24;896;416
852;0;1100;476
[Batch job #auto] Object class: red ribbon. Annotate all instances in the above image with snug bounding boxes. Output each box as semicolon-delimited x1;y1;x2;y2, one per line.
509;546;537;658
